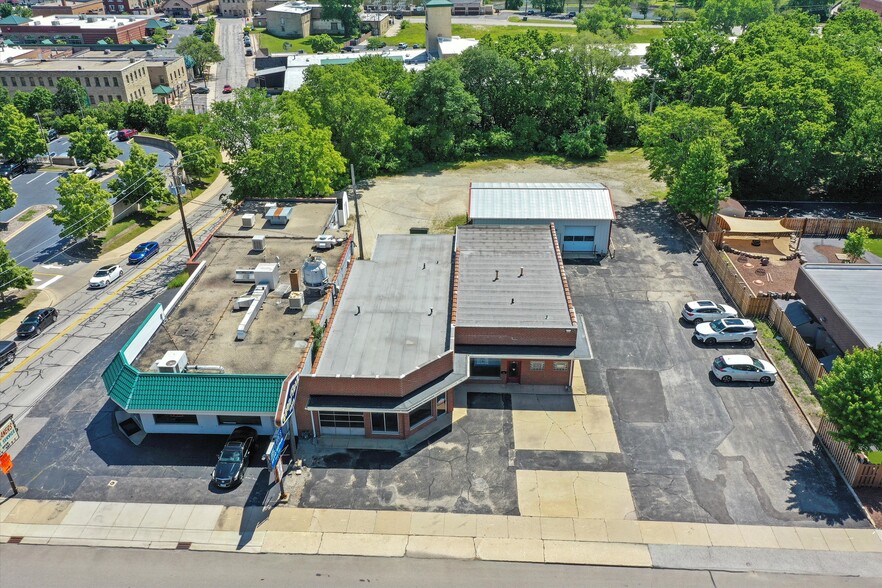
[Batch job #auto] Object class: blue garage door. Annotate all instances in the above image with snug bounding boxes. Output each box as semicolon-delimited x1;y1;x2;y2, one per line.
562;226;596;252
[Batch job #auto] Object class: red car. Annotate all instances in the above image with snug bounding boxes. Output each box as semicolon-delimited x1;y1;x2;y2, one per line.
222;84;233;94
117;129;138;141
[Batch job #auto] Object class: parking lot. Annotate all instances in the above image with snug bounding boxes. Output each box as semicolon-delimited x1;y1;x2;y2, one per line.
565;198;868;528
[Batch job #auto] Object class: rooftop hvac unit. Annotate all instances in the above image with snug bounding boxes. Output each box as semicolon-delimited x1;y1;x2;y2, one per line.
155;350;188;373
252;235;266;251
241;213;255;228
288;291;304;310
51;20;61;26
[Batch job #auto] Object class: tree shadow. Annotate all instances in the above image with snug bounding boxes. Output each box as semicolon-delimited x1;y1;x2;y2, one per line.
784;443;869;527
615;199;697;255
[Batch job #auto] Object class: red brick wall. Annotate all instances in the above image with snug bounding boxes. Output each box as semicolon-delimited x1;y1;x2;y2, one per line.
519;359;572;386
455;326;577;346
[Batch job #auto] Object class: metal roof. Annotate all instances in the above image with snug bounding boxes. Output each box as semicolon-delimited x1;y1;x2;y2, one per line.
455;225;573;328
799;264;882;348
469;182;614;221
314;234;454;377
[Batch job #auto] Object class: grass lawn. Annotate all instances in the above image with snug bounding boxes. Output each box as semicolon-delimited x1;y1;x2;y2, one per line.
432;213;468;234
17;208;39;223
0;290;39;325
439;23;662;43
866;238;882;259
167;271;189;289
256;29;348;54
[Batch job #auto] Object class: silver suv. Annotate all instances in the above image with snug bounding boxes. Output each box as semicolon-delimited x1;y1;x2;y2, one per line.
694;318;757;345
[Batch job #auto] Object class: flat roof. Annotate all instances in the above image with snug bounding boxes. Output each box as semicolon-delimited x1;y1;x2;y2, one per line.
72;48;184;62
314;234;454;377
267;2;311;13
134;200;347;375
0;58;142;71
455;225;574;328
361;12;390;20
282;49;427;91
10;14;149;29
438;36;479;57
469;182;615;221
799;264;882;347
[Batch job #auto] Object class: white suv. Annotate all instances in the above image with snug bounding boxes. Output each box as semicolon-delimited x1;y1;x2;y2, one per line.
694;318;757;345
681;300;738;323
712;355;777;384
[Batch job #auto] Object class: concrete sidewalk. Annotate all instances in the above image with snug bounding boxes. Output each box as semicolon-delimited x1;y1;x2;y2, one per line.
2;498;881;575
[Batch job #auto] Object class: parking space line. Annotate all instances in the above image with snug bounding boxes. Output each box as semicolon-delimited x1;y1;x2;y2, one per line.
46;176;59;185
27;172;47;184
0;207;226;385
36;275;63;290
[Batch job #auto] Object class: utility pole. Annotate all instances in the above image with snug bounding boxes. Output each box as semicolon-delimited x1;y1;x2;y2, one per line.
350;164;365;261
170;160;196;256
188;82;197;113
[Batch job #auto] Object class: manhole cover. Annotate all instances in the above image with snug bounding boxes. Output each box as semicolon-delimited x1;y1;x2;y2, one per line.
753;280;764;285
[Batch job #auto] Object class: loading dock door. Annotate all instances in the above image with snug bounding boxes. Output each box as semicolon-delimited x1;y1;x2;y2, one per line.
562;226;596;252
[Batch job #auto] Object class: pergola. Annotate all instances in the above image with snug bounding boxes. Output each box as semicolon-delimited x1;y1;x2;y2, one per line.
716;215;802;257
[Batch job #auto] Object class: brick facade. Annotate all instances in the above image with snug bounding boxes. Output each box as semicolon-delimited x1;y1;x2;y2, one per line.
455;326;577;347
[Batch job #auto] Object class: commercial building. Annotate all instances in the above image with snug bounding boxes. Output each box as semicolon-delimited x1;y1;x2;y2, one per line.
103;0;159;14
360;12;391;36
160;0;219;18
31;0;106;17
219;0;253;17
264;1;344;38
274;49;427;92
795;264;882;354
0;57;155;104
103;198;354;435
0;14;151;45
468;183;615;257
68;48;189;101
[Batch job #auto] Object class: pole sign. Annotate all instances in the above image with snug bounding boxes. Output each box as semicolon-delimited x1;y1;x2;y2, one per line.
264;427;287;471
0;415;19;454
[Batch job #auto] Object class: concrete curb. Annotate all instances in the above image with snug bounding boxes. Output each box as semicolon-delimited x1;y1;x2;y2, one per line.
1;206;55;242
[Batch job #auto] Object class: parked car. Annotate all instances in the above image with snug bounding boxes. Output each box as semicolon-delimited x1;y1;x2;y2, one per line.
397;42;408;49
17;308;58;339
105;129;117;140
212;426;258;488
191;86;209;94
0;161;26;179
46;128;59;141
73;166;90;175
89;264;123;289
712;355;777;384
527;9;535;14
0;340;17;366
223;84;233;93
127;241;159;264
117;128;138;141
244;38;252;47
694;318;757;345
341;45;354;53
681;300;738;323
245;48;253;56
567;11;577;17
412;43;421;49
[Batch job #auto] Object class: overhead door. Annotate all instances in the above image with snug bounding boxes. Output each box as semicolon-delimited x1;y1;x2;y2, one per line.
318;411;365;436
562;226;596;252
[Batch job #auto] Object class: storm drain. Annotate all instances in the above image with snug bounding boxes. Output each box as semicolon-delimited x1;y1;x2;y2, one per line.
7;536;23;544
175;541;192;550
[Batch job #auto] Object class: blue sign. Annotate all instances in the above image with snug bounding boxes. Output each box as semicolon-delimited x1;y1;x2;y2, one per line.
266;427;287;471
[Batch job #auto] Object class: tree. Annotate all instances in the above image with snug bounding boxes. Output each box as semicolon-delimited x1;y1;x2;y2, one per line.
843;227;872;262
575;0;633;39
152;28;168;45
318;0;362;36
176;134;219;180
816;345;882;453
638;103;740;185
206;88;278;157
92;100;128;130
311;34;339;53
0;104;47;163
53;77;89;115
698;0;774;33
175;36;224;78
667;137;731;215
167;112;211;140
0;241;33;303
0;3;32;18
12;87;53;117
124;100;151;130
637;0;650;18
458;46;522;131
50;173;113;243
109;144;173;209
147;102;173;135
53;113;81;134
68;116;122;168
0;177;17;211
223;128;345;200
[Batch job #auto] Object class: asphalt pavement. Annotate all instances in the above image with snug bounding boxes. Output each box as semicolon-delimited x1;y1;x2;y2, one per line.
213;17;250;101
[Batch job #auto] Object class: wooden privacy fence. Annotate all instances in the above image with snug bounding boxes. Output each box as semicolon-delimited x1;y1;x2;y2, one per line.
708;215;882;239
818;419;882;488
766;303;828;384
700;233;772;317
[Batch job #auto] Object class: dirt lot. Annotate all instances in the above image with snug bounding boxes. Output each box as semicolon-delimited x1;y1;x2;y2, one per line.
356;151;663;256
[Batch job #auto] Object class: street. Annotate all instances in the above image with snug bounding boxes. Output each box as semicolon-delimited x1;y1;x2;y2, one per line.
2;544;880;587
212;17;250;101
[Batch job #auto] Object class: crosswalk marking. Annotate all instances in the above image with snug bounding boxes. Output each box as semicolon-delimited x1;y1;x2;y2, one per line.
36;275;63;290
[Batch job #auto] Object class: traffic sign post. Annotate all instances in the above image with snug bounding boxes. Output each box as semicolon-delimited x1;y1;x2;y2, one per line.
0;415;19;496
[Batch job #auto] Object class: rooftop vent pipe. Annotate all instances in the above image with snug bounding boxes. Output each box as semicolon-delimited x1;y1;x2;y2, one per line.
519;267;524;277
494;270;499;282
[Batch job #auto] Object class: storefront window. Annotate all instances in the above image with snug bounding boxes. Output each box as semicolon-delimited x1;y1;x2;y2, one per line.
470;358;501;378
530;361;545;371
408;400;433;428
154;414;197;425
436;394;447;415
371;413;399;434
553;361;569;371
216;415;261;426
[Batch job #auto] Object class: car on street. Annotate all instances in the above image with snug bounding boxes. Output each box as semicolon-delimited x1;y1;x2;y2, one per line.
117;128;138;141
89;264;123;289
0;161;26;179
681;299;738;323
0;340;17;366
17;308;58;339
341;45;354;52
105;129;117;140
127;241;159;264
694;318;758;345
567;11;577;17
223;84;233;93
527;9;535;15
397;42;408;49
191;86;209;94
212;426;258;488
712;354;777;384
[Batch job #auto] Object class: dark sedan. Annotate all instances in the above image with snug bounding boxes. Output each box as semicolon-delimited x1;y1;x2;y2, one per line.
127;241;159;264
17;307;58;339
212;426;258;489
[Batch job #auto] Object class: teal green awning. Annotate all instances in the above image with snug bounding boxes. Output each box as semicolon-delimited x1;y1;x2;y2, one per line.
153;84;174;95
0;15;32;25
96;39;107;45
41;39;54;45
130;39;141;45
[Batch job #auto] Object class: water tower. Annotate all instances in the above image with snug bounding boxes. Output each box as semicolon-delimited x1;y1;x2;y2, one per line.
425;0;453;55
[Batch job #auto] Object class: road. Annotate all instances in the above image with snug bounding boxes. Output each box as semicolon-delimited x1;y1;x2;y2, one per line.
2;545;880;587
213;17;250;101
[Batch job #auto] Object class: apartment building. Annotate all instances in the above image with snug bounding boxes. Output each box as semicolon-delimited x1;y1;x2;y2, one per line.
219;0;253;17
0;14;150;45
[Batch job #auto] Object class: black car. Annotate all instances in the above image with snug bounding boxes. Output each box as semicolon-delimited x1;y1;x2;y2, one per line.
191;86;209;94
0;161;26;179
17;308;58;339
212;426;258;488
0;340;16;366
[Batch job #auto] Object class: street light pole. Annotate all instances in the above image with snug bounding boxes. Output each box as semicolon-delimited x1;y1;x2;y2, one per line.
169;160;196;256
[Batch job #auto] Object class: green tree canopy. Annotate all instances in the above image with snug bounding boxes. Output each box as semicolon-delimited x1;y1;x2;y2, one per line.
574;0;633;39
816;345;882;453
206;88;279;157
0;177;17;212
109;144;173;209
176;134;219;180
68;116;122;168
0;104;47;163
124;100;151;130
843;227;872;262
53;77;89;115
311;34;339;53
51;173;113;243
0;241;33;303
318;0;362;36
147;102;173;135
698;0;774;33
175;36;224;77
13;87;53;117
667;137;731;215
167;112;212;140
91;100;128;130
